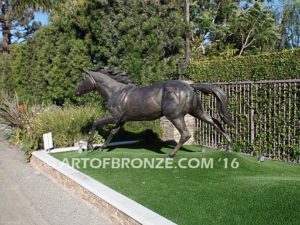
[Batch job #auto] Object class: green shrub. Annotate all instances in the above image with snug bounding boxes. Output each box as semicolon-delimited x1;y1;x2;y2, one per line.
19;105;162;160
3;30;92;105
29;106;104;147
0;54;11;91
187;49;300;82
13;105;104;160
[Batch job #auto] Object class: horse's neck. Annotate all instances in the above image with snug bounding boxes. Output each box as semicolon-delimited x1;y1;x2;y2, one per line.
94;74;127;101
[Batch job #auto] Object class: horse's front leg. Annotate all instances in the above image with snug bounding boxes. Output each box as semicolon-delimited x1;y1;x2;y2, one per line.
87;115;115;151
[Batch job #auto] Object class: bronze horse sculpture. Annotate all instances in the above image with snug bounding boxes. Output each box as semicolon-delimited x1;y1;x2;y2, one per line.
75;67;234;157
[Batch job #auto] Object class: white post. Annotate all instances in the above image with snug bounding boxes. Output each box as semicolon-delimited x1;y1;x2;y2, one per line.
43;132;53;152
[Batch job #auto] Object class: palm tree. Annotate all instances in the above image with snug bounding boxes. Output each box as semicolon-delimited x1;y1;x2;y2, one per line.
0;0;54;54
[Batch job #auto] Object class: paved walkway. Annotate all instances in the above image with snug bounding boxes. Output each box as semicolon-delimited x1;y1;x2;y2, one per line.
0;137;111;225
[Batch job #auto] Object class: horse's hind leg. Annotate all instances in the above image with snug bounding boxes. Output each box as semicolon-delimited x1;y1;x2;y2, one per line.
192;111;232;152
168;117;191;157
100;121;125;151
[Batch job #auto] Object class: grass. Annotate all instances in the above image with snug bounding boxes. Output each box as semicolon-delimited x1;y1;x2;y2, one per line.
52;144;300;225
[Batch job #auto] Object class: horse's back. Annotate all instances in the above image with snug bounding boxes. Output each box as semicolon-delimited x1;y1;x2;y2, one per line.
108;80;194;121
108;83;164;121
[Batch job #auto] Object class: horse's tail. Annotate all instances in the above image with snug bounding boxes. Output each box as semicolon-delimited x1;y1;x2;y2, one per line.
191;83;235;127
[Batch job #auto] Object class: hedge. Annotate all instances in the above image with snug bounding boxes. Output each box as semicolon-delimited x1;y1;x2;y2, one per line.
187;49;300;82
0;54;11;91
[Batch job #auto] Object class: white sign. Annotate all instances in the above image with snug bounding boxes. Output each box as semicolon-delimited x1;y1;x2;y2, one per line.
43;132;53;151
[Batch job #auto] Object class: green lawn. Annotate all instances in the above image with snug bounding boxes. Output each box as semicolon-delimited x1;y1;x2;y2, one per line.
52;144;300;225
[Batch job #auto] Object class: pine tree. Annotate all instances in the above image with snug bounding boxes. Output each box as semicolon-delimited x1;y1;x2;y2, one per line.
0;0;54;54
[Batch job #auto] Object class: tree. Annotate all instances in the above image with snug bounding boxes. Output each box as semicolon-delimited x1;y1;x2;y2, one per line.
0;0;54;54
234;2;278;56
190;0;278;58
84;0;185;84
3;0;185;104
190;0;239;58
276;0;300;49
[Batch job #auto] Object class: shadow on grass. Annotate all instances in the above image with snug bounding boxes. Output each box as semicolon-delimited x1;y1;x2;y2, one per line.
93;129;195;155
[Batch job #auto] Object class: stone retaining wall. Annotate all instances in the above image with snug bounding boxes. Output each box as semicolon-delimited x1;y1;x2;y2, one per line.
31;155;140;225
30;151;177;225
160;115;196;145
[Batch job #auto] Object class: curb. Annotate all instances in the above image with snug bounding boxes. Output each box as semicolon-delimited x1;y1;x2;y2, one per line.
48;140;141;153
31;150;177;225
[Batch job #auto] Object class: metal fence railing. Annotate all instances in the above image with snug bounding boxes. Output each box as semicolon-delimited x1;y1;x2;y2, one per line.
196;79;300;163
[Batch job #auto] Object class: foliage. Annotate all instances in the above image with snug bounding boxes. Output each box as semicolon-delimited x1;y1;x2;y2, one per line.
0;53;11;90
197;81;300;162
187;48;300;82
83;0;185;84
275;0;300;49
0;91;39;130
31;106;104;147
188;48;300;162
93;132;105;144
190;0;279;58
14;105;105;160
4;27;92;105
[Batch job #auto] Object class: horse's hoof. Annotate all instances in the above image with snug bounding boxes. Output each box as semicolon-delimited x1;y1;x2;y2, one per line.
87;144;94;152
167;154;175;158
87;148;95;153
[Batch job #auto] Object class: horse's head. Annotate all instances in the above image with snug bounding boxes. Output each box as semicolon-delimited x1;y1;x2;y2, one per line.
75;73;97;96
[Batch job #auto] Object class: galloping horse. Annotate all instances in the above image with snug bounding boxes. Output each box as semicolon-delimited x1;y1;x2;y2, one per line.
75;67;234;157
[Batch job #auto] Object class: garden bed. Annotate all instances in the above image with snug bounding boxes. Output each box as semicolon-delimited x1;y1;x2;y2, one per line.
49;144;300;225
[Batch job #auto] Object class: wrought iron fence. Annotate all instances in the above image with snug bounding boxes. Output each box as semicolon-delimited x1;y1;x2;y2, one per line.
196;79;300;163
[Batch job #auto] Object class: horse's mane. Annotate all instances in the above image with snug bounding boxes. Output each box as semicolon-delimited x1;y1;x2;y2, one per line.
87;66;134;84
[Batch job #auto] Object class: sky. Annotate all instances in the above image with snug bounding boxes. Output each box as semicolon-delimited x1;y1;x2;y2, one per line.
35;12;49;25
0;11;49;40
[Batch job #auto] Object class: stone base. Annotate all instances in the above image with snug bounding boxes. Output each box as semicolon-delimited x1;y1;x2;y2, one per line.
160;115;196;145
